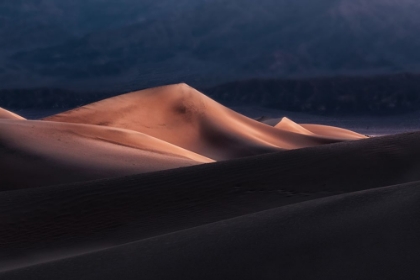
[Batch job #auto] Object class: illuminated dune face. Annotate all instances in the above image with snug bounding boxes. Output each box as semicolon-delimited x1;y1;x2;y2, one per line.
274;117;314;136
0;119;212;189
299;124;367;140
45;83;365;160
275;117;367;140
0;108;25;120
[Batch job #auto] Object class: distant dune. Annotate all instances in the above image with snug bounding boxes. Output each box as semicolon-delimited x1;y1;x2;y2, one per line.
300;123;368;139
275;117;367;140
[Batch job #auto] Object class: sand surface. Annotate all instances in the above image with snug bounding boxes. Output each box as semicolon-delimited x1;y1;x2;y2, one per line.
0;119;211;190
0;108;25;120
275;117;367;140
1;84;419;279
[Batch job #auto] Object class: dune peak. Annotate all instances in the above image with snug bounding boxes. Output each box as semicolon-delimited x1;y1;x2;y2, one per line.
275;117;314;135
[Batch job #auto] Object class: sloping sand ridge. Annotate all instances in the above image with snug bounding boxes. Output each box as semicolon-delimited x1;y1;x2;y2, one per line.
0;108;25;120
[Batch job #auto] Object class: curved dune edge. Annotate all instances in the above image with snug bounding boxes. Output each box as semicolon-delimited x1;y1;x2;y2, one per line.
300;123;368;139
44;83;363;160
275;117;367;140
0;119;212;189
0;107;25;120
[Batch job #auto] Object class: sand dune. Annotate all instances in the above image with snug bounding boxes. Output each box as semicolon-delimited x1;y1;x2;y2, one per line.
4;84;415;279
275;117;367;140
274;117;316;135
0;85;366;188
0;84;420;280
0;133;420;279
0;108;25;120
44;84;362;160
0;119;211;190
301;123;367;139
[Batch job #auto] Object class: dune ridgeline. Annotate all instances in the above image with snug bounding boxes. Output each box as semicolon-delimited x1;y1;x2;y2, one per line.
0;83;366;189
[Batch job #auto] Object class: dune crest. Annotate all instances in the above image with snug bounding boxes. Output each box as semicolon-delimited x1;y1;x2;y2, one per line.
0;107;25;120
45;83;361;160
274;117;314;135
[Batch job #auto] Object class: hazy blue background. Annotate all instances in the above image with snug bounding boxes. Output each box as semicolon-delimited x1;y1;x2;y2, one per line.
1;0;420;91
2;0;420;127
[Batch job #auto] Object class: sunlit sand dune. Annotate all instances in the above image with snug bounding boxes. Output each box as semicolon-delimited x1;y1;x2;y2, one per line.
274;117;315;135
275;117;367;140
300;123;368;139
0;119;211;190
1;85;367;189
0;108;25;120
45;84;362;160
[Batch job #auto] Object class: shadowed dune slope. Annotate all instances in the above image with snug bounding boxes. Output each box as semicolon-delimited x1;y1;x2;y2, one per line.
3;181;420;280
44;84;360;160
275;117;367;140
1;131;420;272
0;119;211;190
0;108;25;120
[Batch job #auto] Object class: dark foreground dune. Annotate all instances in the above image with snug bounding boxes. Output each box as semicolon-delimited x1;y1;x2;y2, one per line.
3;182;419;280
2;131;420;279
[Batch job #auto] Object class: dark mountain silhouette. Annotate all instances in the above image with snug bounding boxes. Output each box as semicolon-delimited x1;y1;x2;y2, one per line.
2;73;420;116
0;88;112;111
2;0;420;90
0;0;204;51
205;73;420;115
